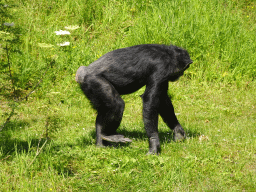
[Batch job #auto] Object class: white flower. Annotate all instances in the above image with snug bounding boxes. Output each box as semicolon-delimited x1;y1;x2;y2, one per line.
54;30;71;35
64;25;80;30
4;22;15;27
38;43;54;48
199;135;209;142
57;42;70;46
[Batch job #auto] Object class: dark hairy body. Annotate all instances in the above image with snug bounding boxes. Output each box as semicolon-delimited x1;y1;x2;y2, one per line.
76;44;193;154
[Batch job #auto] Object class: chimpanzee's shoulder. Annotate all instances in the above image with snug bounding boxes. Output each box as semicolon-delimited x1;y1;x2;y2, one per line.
110;44;176;58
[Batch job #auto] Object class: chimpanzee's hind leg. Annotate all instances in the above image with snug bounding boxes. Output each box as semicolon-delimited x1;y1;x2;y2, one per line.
80;75;131;146
96;99;132;145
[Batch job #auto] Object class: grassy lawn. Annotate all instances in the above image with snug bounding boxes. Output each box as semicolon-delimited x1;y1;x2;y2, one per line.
1;0;255;191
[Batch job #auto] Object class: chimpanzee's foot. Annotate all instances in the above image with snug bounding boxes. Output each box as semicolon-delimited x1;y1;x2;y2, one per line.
173;124;186;142
147;135;161;155
101;134;132;143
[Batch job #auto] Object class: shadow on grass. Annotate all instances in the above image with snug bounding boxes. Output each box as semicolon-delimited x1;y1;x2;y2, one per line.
1;119;30;132
118;125;201;142
0;134;47;159
0;122;202;160
185;129;202;138
0;117;52;159
77;125;202;149
0;124;202;177
0;119;31;158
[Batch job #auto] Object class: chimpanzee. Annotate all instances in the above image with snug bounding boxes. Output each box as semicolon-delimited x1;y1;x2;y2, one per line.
76;44;192;154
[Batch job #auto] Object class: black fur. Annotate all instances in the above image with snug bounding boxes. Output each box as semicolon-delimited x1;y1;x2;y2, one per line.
76;44;192;154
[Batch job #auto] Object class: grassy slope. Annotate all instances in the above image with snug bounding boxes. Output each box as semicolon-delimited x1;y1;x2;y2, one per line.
1;80;255;191
0;0;255;191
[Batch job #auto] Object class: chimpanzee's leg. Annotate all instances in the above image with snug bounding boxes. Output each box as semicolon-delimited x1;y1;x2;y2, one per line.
141;84;163;154
96;98;132;145
80;75;131;146
95;112;104;146
159;93;186;142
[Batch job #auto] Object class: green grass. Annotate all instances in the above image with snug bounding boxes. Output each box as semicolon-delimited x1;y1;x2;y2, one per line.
1;0;256;191
1;80;255;191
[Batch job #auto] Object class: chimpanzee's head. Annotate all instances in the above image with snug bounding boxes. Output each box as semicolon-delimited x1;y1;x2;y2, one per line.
169;46;192;81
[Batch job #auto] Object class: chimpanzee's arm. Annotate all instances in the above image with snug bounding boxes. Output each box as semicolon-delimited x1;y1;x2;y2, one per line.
141;80;168;154
158;82;185;141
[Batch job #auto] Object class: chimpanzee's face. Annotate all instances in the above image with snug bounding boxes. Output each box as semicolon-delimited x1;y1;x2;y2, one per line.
169;63;191;82
175;47;193;72
169;72;183;82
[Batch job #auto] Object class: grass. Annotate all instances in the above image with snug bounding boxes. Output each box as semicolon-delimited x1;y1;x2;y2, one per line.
1;80;255;191
0;0;256;191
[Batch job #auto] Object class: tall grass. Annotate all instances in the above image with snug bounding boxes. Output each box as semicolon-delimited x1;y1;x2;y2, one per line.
127;0;256;82
1;0;255;96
